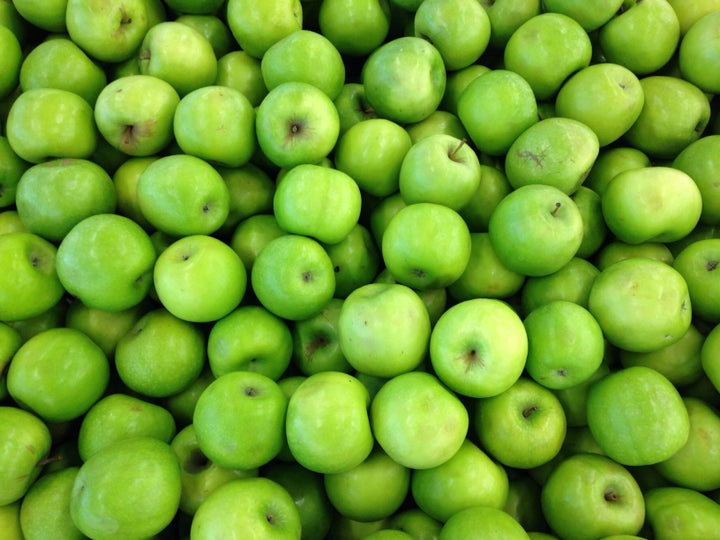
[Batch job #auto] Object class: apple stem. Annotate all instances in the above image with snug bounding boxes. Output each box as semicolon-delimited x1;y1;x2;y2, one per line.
551;202;562;217
448;138;467;162
36;455;64;467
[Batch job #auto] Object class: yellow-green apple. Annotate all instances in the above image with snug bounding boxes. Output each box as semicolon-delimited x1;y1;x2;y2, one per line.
214;50;268;107
439;505;530;539
541;0;623;30
520;257;600;315
323;223;381;298
673;135;720;225
644;487;720;539
19;467;83;540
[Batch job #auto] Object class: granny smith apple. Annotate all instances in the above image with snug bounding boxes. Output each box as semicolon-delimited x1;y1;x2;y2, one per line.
440;505;530;539
229;213;287;272
644;486;720;539
441;63;491;116
215;50;268;107
382;202;472;290
570;186;607;259
333;82;379;137
0;323;21;400
413;0;491;71
323;223;381;298
70;437;182;540
291;298;351;375
595;240;674;270
505;116;600;194
111;156;156;231
7;327;109;423
15;158;117;242
0;136;29;209
478;0;541;49
457;69;538;156
6;88;96;164
0;210;27;234
138;20;217;97
598;0;680;75
673;238;720;324
0;232;64;322
542;0;624;30
458;164;513;232
56;213;156;312
255;81;340;170
0;25;21;100
318;0;390;57
176;14;234;59
587;366;690;465
207;305;293;379
12;0;67;32
19;466;83;540
173;85;255;167
371;370;469;470
667;0;720;34
673;134;720;225
285;371;374;474
702;321;720;394
520;257;600;315
334;118;412;198
94;74;180;157
504;12;592;100
338;282;431;378
405;109;469;143
584;146;651;196
430;297;527;398
225;0;303;59
541;453;645;539
386;508;442;540
488;184;584;276
164;368;215;429
191;477;302;539
154;234;247;323
411;438;509;522
361;36;446;124
0;406;52;505
77;393;176;461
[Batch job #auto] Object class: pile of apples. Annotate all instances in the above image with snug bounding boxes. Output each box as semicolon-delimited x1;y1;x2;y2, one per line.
2;0;720;538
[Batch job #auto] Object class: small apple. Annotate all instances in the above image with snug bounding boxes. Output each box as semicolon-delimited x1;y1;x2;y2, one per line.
225;0;303;59
520;257;600;315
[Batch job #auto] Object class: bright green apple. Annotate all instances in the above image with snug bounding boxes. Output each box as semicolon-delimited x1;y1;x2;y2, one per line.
405;109;469;143
19;466;83;540
542;0;623;30
176;14;234;59
584;146;651;196
673;238;720;324
441;63;491;116
595;240;674;270
225;0;303;59
111;156;156;231
164;369;215;429
458;164;513;232
318;0;390;57
333;82;379;137
702;321;720;394
644;486;720;539
0;25;21;100
439;505;530;539
12;0;67;32
215;50;268;107
291;298;351;375
478;0;541;49
229;213;287;272
520;257;600;315
323;223;381;298
386;508;442;540
0;136;29;209
0;323;21;400
673;135;720;225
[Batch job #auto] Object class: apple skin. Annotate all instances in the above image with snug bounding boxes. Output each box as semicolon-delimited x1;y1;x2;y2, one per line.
584;146;651;196
0;406;52;506
679;12;720;94
69;437;182;540
644;486;720;539
589;257;692;353
478;0;541;49
542;0;623;31
673;238;720;324
0;232;65;322
291;298;351;375
520;257;600;316
285;371;374;474
587;366;690;466
439;505;531;539
154;234;247;323
215;50;268;108
324;223;381;298
176;14;234;59
0;135;30;209
371;371;469;470
457;69;538;157
673;135;720;226
12;0;67;33
541;453;645;540
230;213;287;273
6;88;97;164
441;63;491;116
411;438;509;523
0;323;21;401
318;0;391;57
361;36;446;124
225;0;303;59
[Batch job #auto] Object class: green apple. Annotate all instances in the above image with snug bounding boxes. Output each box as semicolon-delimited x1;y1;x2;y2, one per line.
505;116;600;194
111;156;156;231
373;268;448;327
448;231;526;301
0;136;29;209
430;297;527;398
255;81;340;169
599;0;680;75
644;486;720;539
0;406;52;505
588;257;691;352
12;0;67;32
587;366;690;465
624;75;711;160
520;257;599;315
215;50;268;107
217;163;275;236
474;377;567;469
541;453;645;539
323;223;381;298
19;466;83;540
0;210;27;234
457;69;538;156
679;12;720;94
555;63;644;147
371;370;469;469
261;29;345;100
333;82;379;137
77;393;176;461
173;85;255;167
655;397;720;491
386;508;442;540
552;360;610;427
441;64;491;116
503;474;545;534
504;12;592;100
263;460;333;540
411;438;509;522
369;192;406;247
361;36;446;124
15;158;117;242
324;445;411;522
571;185;608;259
488;184;584;277
334;118;412;198
286;371;373;474
584;146;651;196
0;232;64;322
137;154;230;236
458;164;513;232
56;213;155;312
673;135;720;225
405;110;469;143
154;234;247;323
398;134;481;210
229;213;287;272
523;300;605;390
274;163;361;245
94;74;180;156
542;0;623;30
318;0;390;57
225;0;302;59
138;21;217;97
702;321;720;393
207;305;293;379
595;240;674;270
6;88;96;164
0;322;21;400
164;368;214;429
439;505;530;539
176;14;234;59
70;437;181;540
191;477;302;539
291;298;351;375
478;0;541;49
7;327;109;423
668;0;720;34
413;0;490;71
673;238;720;324
165;0;224;14
338;282;431;378
0;25;21;100
382;202;472;289
193;371;287;470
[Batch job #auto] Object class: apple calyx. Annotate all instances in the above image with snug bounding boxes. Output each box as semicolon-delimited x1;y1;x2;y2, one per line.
707;260;718;272
604;488;621;502
461;348;483;372
184;448;211;474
